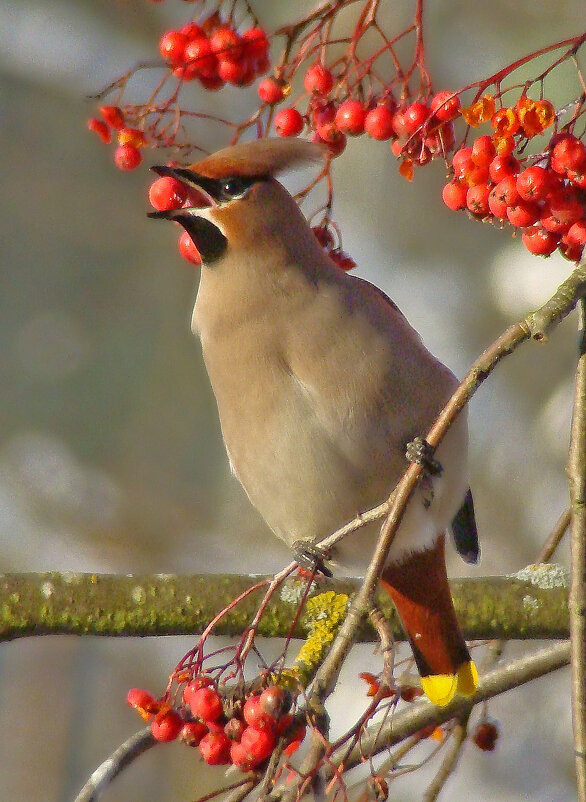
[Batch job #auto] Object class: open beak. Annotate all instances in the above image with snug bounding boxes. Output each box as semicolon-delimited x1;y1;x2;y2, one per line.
150;165;221;207
148;166;228;263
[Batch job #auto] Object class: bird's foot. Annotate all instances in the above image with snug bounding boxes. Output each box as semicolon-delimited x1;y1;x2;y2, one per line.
405;436;443;476
292;541;333;578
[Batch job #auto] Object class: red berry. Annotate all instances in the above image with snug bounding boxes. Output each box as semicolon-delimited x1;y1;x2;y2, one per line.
159;30;188;66
442;179;468;211
402;102;430;134
275;713;295;735
127;688;155;711
274;108;304;137
566;219;586;247
240;726;276;762
199;731;231;765
230;741;257;771
471;135;496;168
430;90;461;122
328;248;355;269
364;105;395;140
315;118;340;144
218;58;249;84
494;135;516;156
151;709;183;742
114;144;142;171
335;100;366;136
117;127;146;148
465;164;490;187
258;77;286;104
241;27;269;60
489;154;520;183
506;200;540;227
178;231;202;265
472;721;499;752
149;176;189;211
99;105;125;130
521;225;560;256
424;122;455;155
488;186;508;218
567;168;586;190
304;62;334;95
185;686;223;722
542;190;583;233
180;22;204;39
243;695;275;731
312;130;346;157
198;74;225;91
209;27;243;63
87;118;112;144
558;240;584;262
466;183;492;215
180;721;208;747
452;147;474;177
173;63;200;82
184;37;218;78
516;165;550;201
259;685;288;719
551;133;586;174
492;175;520;207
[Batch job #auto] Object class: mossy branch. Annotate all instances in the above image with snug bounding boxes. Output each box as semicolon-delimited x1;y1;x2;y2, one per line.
0;567;569;642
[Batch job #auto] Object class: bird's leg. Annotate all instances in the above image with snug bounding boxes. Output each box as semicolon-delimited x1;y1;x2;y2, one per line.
405;436;442;510
405;436;443;476
291;540;333;578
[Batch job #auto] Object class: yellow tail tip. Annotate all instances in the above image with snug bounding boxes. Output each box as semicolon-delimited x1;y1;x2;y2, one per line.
420;661;478;707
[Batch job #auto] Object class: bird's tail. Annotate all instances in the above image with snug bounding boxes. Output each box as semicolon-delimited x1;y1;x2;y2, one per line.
379;534;478;706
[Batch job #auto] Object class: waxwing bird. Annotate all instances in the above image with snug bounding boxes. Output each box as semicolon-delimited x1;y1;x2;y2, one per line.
149;137;479;706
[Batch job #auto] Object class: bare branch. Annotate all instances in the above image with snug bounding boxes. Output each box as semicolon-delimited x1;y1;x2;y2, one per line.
73;727;155;802
330;641;571;772
568;294;586;801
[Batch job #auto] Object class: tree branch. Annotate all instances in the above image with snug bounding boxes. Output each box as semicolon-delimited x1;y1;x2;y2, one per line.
328;641;571;773
0;570;569;642
568;295;586;801
72;726;155;802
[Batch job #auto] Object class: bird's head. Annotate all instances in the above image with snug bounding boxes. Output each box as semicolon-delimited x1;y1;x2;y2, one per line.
148;137;327;264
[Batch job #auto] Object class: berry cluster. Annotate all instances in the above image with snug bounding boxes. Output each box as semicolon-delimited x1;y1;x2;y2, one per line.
127;679;305;772
442;96;586;262
158;16;269;90
87;106;146;171
268;61;461;176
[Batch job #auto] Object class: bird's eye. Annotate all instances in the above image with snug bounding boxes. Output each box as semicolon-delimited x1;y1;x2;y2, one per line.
220;177;252;200
222;178;246;198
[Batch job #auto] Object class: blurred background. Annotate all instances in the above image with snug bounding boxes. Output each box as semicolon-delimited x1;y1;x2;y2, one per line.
0;1;582;799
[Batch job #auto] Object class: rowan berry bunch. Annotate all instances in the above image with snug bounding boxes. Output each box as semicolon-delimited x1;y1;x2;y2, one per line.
128;679;306;772
443;94;586;262
87;1;586;267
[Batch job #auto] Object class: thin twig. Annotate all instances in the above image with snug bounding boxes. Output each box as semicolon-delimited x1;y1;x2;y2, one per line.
422;711;471;802
568;293;586;801
537;507;572;563
72;727;155;802
330;641;570;772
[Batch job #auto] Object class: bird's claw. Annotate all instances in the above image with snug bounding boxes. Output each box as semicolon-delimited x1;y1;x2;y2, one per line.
405;436;443;476
292;541;333;578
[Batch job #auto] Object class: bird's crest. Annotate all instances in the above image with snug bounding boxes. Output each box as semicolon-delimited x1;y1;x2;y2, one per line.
188;137;327;179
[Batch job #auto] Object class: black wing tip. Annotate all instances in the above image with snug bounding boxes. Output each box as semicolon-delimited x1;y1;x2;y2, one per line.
451;489;480;564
